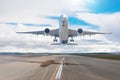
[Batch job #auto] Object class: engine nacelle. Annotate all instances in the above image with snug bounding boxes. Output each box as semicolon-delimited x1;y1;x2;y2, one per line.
44;28;50;34
77;28;83;34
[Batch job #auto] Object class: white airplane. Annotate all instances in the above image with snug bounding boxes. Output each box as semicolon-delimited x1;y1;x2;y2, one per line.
16;14;111;45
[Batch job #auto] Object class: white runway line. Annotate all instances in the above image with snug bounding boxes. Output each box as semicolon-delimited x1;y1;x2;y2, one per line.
55;57;65;80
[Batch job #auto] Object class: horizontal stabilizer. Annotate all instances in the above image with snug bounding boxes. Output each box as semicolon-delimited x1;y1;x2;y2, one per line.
51;43;61;45
67;43;78;45
51;43;78;45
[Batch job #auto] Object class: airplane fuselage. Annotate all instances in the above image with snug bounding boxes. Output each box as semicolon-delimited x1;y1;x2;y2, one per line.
59;14;69;44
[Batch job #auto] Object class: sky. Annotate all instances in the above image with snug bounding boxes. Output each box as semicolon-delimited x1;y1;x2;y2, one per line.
0;0;120;53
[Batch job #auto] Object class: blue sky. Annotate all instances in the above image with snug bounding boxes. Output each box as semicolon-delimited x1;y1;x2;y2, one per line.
85;0;120;13
0;0;120;53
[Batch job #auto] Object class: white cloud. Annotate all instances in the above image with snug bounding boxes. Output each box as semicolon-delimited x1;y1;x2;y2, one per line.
77;12;120;42
0;23;120;53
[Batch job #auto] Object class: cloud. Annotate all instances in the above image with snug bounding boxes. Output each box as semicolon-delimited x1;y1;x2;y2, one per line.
0;23;120;53
76;12;120;42
0;22;52;27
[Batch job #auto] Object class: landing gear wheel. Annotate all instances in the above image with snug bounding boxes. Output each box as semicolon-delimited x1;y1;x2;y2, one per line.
54;39;57;42
70;39;74;42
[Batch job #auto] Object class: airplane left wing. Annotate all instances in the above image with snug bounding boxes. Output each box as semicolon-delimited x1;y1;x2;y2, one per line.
68;29;111;37
68;29;78;37
82;31;111;35
16;29;59;37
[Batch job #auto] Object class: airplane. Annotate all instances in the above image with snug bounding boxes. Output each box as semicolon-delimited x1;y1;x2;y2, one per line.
16;14;111;45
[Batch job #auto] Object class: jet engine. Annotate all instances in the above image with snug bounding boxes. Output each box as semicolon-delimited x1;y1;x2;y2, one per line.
44;28;50;35
77;28;83;34
44;28;50;33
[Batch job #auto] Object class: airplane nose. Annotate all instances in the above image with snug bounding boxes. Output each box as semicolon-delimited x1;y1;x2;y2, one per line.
62;14;67;18
61;40;68;44
61;14;67;18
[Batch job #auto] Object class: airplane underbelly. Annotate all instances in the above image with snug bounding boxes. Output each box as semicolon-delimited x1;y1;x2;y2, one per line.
59;28;68;44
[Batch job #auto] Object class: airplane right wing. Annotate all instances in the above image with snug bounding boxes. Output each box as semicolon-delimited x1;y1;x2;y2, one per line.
16;28;59;37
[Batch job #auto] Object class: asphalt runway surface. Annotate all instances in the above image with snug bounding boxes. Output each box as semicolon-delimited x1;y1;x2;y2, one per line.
0;54;120;80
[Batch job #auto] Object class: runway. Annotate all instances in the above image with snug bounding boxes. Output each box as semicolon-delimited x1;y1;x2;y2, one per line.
61;55;120;80
0;54;120;80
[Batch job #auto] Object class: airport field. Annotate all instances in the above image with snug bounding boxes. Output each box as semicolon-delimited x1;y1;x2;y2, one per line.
76;53;120;60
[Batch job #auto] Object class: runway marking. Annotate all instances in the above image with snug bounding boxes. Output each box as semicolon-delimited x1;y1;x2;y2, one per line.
50;57;64;80
55;61;63;80
50;64;60;80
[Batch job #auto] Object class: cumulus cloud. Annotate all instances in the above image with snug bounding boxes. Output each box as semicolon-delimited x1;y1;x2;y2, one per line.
0;23;119;53
77;12;120;42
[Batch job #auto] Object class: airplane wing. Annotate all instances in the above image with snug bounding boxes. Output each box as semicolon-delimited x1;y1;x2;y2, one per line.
82;31;111;35
16;29;59;37
68;29;111;37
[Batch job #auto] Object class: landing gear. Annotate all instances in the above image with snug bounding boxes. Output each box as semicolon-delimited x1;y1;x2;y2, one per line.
70;37;74;42
53;37;58;42
70;39;74;42
53;39;58;42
